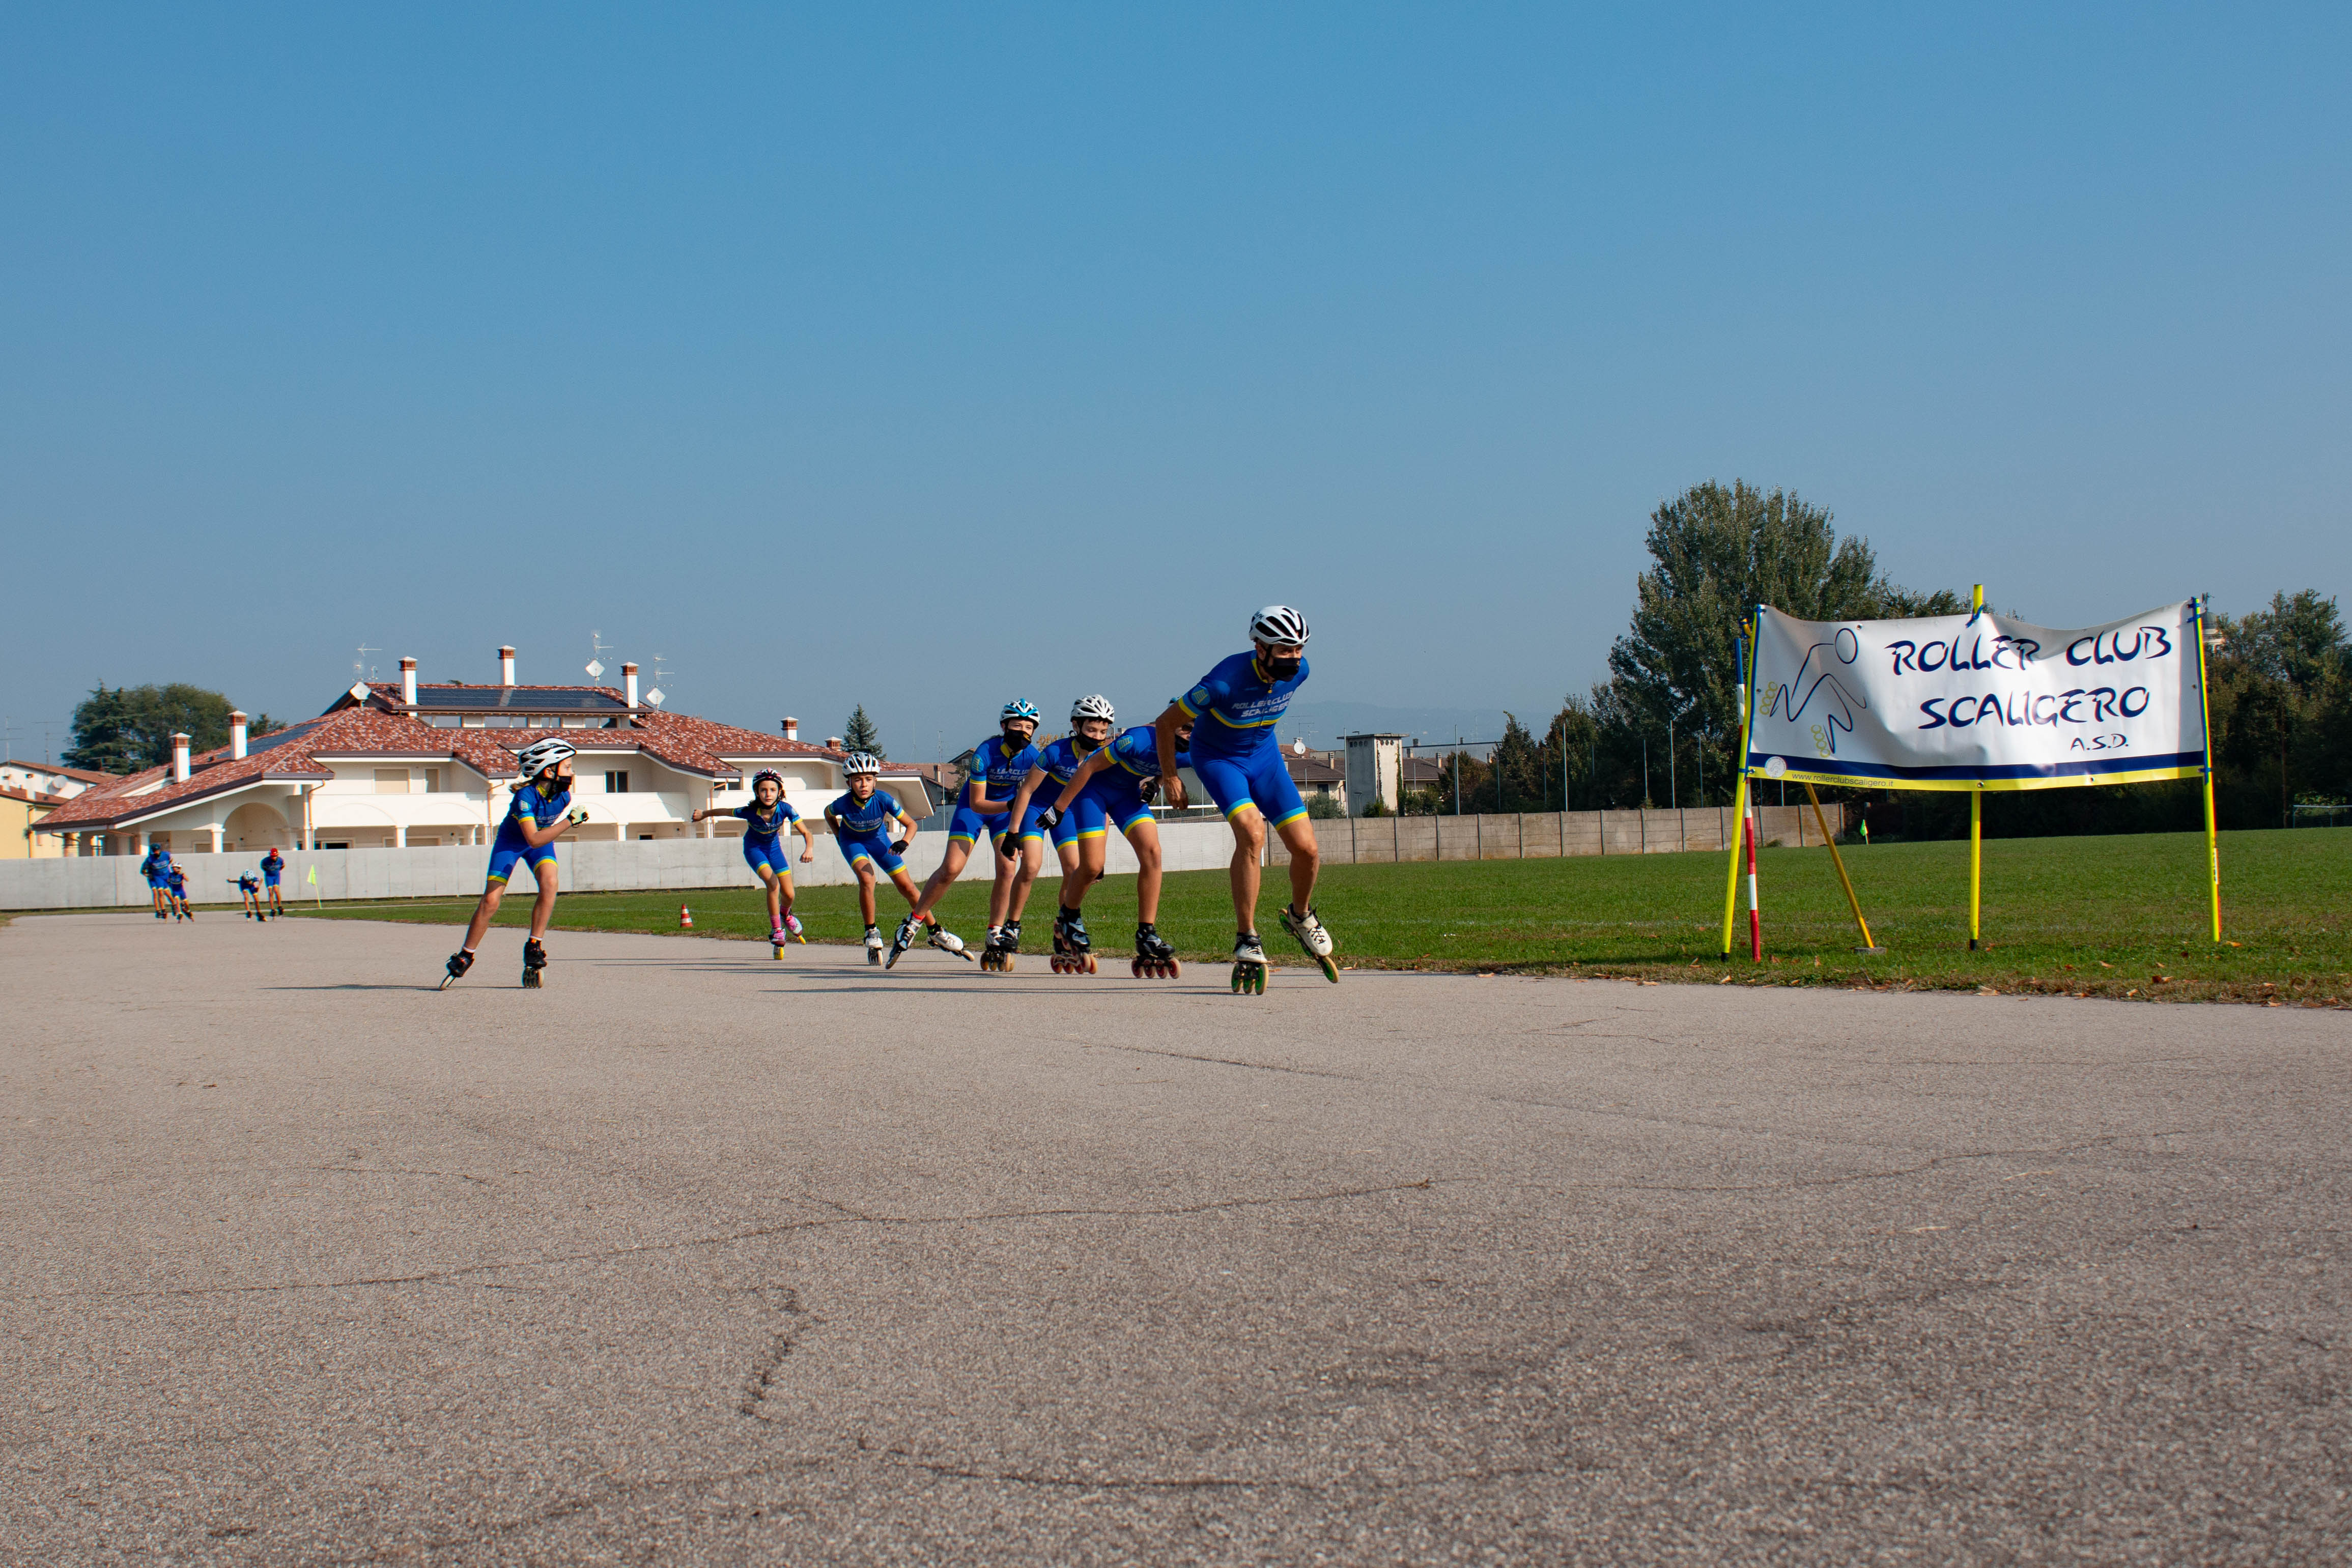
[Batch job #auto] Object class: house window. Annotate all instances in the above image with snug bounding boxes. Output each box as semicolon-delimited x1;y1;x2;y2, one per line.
605;771;630;793
374;768;412;794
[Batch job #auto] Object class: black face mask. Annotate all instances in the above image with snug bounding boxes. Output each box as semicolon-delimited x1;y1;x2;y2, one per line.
1265;656;1302;681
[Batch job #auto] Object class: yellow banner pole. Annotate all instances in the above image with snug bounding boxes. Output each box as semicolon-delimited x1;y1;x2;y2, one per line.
1965;583;1986;952
1804;783;1880;952
1719;620;1756;958
2194;593;2222;942
1968;791;1982;949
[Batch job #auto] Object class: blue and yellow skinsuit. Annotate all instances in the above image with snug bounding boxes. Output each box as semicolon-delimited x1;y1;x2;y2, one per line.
488;778;572;883
260;850;283;888
735;799;803;876
828;788;910;875
1070;724;1193;841
1030;734;1108;848
141;848;173;889
948;734;1044;848
1176;650;1310;828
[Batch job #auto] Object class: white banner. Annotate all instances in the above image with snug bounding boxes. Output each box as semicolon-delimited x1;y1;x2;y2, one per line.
1744;600;2207;792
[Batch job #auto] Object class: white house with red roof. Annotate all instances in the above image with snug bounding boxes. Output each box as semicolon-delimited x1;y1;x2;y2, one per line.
35;647;931;858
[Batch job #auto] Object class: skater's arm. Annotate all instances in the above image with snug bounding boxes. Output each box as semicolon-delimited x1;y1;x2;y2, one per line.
1052;750;1112;812
794;819;818;861
515;806;585;848
1000;764;1049;824
1153;704;1190;811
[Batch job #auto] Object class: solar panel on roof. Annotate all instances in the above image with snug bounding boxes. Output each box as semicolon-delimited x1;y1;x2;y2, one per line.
410;687;626;711
245;719;326;756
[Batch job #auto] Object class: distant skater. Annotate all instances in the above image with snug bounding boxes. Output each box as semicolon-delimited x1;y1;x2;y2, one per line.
261;847;286;917
1154;605;1336;989
441;739;589;989
691;768;817;953
140;844;174;919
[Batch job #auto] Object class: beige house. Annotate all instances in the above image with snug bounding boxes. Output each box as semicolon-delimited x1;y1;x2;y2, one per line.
36;647;928;857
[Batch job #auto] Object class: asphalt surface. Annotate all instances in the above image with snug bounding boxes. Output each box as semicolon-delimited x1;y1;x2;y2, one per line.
3;911;2346;1565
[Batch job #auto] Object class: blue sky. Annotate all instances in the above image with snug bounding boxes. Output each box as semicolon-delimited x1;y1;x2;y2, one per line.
4;4;2345;761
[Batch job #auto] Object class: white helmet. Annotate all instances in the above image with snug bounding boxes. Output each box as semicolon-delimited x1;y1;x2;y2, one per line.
843;751;883;777
513;737;577;778
1250;605;1310;647
1070;695;1116;725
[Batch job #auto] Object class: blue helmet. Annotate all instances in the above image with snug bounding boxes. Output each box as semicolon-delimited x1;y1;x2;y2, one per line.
1000;699;1040;725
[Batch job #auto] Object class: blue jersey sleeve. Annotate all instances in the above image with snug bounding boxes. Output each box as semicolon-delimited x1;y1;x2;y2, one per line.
1177;671;1231;722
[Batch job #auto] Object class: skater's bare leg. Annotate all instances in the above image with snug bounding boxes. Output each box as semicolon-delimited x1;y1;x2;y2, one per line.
1227;807;1267;930
912;840;971;921
1275;817;1319;916
526;861;559;942
1006;838;1043;922
462;881;508;950
1126;820;1165;925
754;864;784;928
887;866;927;916
1063;837;1110;907
774;872;796;927
855;867;880;927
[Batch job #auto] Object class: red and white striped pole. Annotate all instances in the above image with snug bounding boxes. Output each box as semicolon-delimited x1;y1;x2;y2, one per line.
1744;800;1763;961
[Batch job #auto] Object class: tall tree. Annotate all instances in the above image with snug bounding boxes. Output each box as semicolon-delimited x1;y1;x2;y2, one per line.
64;683;282;774
842;704;883;756
1607;480;1961;790
2225;590;2346;824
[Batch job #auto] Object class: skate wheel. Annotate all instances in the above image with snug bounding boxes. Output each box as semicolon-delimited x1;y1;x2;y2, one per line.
438;975;457;990
867;950;882;965
1131;959;1145;979
773;945;785;959
1083;954;1098;975
1167;959;1181;979
522;970;542;989
1317;956;1340;983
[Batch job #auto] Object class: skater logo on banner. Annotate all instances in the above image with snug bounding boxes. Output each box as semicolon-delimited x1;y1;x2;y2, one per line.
1743;600;2206;792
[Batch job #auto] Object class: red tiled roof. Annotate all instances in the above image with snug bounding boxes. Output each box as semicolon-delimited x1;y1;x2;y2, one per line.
36;697;857;832
2;786;73;809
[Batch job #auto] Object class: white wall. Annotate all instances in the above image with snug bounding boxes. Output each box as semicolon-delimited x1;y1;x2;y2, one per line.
0;819;1245;910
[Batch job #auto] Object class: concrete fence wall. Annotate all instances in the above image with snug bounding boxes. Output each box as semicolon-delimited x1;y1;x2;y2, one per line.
0;817;1253;911
1270;802;1849;866
0;804;1847;910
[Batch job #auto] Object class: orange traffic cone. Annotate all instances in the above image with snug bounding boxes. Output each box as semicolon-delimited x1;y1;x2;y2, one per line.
679;903;693;929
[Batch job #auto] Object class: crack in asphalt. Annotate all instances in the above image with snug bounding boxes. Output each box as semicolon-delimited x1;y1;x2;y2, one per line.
737;1288;804;1420
330;1456;830;1564
1081;1041;1365;1080
885;1448;1559;1493
60;1179;1446;1300
1503;1131;2206;1195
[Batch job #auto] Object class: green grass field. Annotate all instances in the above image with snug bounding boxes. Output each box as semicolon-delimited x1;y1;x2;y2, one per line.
284;826;2352;1005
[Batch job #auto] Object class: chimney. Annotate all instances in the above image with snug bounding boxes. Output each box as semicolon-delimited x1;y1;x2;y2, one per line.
623;662;639;708
171;733;191;782
826;736;843;753
400;657;418;707
781;717;799;742
230;711;248;760
498;645;516;687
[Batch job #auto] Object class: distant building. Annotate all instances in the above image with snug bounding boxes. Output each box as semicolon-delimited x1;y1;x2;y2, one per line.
0;761;111;801
34;646;932;857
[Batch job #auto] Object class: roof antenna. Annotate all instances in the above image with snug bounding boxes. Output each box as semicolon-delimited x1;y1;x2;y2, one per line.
586;629;613;681
646;654;673;709
353;643;381;683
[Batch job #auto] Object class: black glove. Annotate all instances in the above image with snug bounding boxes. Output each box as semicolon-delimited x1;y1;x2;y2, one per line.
1034;803;1062;833
891;837;910;854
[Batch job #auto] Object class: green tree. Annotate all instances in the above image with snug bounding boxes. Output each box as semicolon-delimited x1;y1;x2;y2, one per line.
842;705;883;757
1607;480;1961;794
2218;591;2346;826
64;683;283;774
